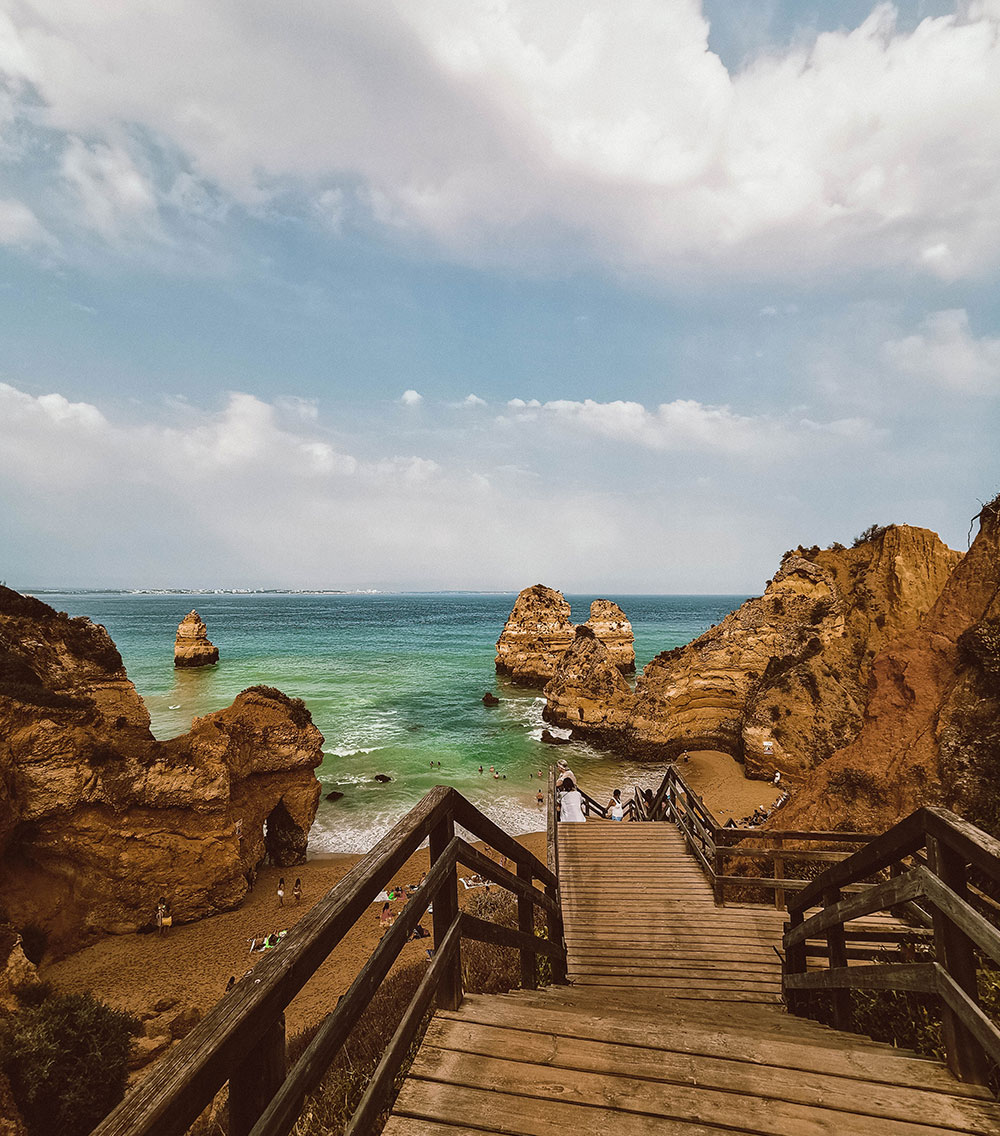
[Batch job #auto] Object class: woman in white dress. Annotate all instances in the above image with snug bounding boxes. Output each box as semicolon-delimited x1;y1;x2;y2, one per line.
558;777;586;823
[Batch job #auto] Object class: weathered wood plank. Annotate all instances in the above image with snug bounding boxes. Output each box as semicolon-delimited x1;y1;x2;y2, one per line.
406;1047;974;1136
394;1078;729;1136
421;1018;1000;1132
785;962;938;994
460;913;566;962
444;996;989;1090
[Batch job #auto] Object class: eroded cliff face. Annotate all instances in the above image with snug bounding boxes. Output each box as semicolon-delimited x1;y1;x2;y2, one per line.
544;526;960;776
495;586;635;686
777;502;1000;834
0;587;323;956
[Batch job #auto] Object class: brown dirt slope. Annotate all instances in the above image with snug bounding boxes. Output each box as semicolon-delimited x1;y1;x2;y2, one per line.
778;499;1000;834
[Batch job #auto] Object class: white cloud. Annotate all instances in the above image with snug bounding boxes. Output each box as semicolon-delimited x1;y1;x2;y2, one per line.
883;309;1000;393
60;136;161;241
400;389;423;406
0;198;53;246
2;2;1000;279
463;393;487;407
503;396;881;457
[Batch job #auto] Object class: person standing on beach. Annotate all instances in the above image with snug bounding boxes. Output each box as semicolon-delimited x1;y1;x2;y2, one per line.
277;878;285;907
293;878;302;905
155;897;171;936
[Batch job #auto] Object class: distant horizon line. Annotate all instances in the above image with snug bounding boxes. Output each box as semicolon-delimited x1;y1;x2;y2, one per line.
15;586;754;599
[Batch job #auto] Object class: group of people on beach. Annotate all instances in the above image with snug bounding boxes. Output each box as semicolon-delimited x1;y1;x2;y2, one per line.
276;877;302;907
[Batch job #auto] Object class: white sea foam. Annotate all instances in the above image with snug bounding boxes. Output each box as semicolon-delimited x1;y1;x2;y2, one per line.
323;745;384;758
308;791;546;854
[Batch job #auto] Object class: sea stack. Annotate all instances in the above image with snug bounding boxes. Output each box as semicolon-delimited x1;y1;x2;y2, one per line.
495;585;576;686
174;610;220;668
495;586;637;688
585;599;636;673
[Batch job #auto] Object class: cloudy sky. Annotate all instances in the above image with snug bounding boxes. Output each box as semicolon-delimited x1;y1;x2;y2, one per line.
1;0;998;592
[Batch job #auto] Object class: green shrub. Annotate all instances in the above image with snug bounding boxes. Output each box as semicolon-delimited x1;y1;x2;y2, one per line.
853;523;888;547
0;991;141;1136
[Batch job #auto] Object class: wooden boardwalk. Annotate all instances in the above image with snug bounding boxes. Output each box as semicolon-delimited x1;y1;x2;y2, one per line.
386;821;1000;1134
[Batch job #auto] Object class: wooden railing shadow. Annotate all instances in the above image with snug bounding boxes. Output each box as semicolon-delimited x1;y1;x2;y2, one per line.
92;785;566;1136
783;806;1000;1086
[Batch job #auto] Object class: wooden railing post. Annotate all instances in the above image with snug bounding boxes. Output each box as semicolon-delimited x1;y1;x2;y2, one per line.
713;841;724;905
927;835;990;1084
429;810;462;1011
517;861;538;989
823;887;851;1032
545;876;567;984
773;836;785;911
784;910;806;1016
229;1014;286;1136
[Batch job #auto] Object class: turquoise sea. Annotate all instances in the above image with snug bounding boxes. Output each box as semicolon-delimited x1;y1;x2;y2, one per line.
38;592;747;852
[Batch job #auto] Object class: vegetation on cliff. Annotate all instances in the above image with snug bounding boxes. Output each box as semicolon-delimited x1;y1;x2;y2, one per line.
0;987;140;1136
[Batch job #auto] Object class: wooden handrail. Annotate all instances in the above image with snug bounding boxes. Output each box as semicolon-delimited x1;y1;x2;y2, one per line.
782;805;1000;1086
641;765;870;907
92;786;565;1136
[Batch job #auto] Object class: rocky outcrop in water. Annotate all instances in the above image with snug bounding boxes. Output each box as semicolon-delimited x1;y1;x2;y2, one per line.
0;587;323;957
544;526;960;778
174;610;219;668
584;599;636;673
777;500;1000;834
495;586;634;686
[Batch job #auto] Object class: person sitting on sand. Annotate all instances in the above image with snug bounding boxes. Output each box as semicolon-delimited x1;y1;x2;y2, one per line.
379;902;394;928
607;788;624;821
557;777;586;823
410;923;430;940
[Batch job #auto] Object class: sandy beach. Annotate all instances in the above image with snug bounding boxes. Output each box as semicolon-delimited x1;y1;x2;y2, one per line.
44;754;779;1050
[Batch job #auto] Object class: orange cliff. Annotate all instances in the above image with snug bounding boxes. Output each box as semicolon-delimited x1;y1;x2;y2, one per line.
777;498;1000;834
0;587;323;957
544;525;960;779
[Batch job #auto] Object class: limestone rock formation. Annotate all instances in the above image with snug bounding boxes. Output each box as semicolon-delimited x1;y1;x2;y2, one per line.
544;626;634;735
0;586;323;956
495;585;575;685
544;526;960;777
174;610;219;668
777;499;1000;834
584;600;636;673
495;586;635;686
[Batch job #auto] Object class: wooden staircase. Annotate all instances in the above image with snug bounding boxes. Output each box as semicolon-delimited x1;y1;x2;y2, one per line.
386;820;1000;1135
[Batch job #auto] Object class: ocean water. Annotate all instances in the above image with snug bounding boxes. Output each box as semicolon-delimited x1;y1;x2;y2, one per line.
40;592;747;852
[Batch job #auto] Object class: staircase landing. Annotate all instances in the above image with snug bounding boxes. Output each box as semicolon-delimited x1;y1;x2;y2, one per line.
386;821;1000;1134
